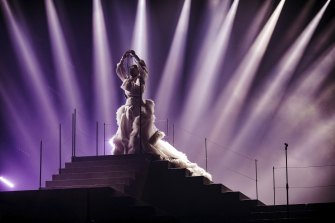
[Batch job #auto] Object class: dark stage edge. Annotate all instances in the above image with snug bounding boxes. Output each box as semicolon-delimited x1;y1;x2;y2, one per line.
1;154;334;223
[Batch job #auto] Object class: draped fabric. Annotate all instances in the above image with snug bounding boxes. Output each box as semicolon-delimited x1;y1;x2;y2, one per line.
111;98;212;181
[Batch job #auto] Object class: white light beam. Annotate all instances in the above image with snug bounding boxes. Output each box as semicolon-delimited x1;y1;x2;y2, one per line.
155;0;191;118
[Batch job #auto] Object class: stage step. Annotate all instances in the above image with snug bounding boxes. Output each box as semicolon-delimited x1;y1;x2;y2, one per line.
52;170;138;180
46;177;131;187
59;164;143;173
44;154;266;222
46;154;153;195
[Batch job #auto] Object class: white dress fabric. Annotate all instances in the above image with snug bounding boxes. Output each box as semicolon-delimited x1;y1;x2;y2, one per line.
111;98;212;181
111;52;212;181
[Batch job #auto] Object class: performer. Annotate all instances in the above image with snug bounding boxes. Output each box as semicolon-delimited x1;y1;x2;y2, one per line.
111;50;212;180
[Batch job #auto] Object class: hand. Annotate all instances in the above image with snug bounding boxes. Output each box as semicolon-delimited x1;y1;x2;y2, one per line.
125;50;135;56
122;51;129;59
139;59;146;67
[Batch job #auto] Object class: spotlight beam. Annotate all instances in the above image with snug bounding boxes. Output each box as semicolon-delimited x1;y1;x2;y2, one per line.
93;0;116;123
131;0;148;62
130;0;149;97
0;86;38;160
187;0;229;84
155;0;191;118
230;0;330;152
1;0;59;127
179;0;239;131
239;0;272;55
45;0;84;113
255;44;335;156
209;0;286;144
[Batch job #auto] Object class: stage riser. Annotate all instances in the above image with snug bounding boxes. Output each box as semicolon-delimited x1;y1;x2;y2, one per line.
65;159;146;168
46;177;131;187
52;171;138;180
59;165;144;173
51;154;334;222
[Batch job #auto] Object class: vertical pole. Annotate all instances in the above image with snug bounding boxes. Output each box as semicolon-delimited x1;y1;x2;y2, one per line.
71;113;74;157
284;143;289;218
255;159;258;200
166;119;169;136
273;166;276;206
96;122;98;156
205;138;208;172
104;123;106;155
74;109;77;157
59;124;62;173
172;124;175;147
39;140;42;190
139;80;142;154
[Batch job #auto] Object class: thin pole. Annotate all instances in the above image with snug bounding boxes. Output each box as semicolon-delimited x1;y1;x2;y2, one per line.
172;124;175;147
59;124;62;173
74;109;77;157
205;138;208;172
71;113;74;157
139;78;143;154
284;143;289;218
39;140;42;190
273;166;276;205
103;123;106;155
255;159;258;200
166;119;169;136
96;122;98;156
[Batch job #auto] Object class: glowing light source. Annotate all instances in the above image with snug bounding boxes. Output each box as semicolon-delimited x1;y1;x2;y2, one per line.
0;176;15;188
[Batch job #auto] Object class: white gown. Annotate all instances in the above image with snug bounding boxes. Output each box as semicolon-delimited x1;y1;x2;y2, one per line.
111;54;212;181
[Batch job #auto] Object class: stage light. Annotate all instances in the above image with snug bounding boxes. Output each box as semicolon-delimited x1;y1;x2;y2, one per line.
132;0;148;62
229;0;331;152
155;0;191;118
209;0;286;145
0;176;15;188
239;0;272;55
179;0;239;133
1;0;58;127
262;45;335;149
45;0;84;112
0;87;38;158
93;0;116;124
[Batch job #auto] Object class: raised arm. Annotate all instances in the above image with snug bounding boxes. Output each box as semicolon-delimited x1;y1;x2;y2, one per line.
131;51;148;80
116;51;131;81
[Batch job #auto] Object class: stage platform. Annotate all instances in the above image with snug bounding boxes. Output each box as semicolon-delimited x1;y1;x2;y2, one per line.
0;154;334;222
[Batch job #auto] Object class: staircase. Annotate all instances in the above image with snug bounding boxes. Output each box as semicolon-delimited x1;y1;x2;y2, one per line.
141;159;264;222
46;154;153;195
45;154;264;222
2;154;333;222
